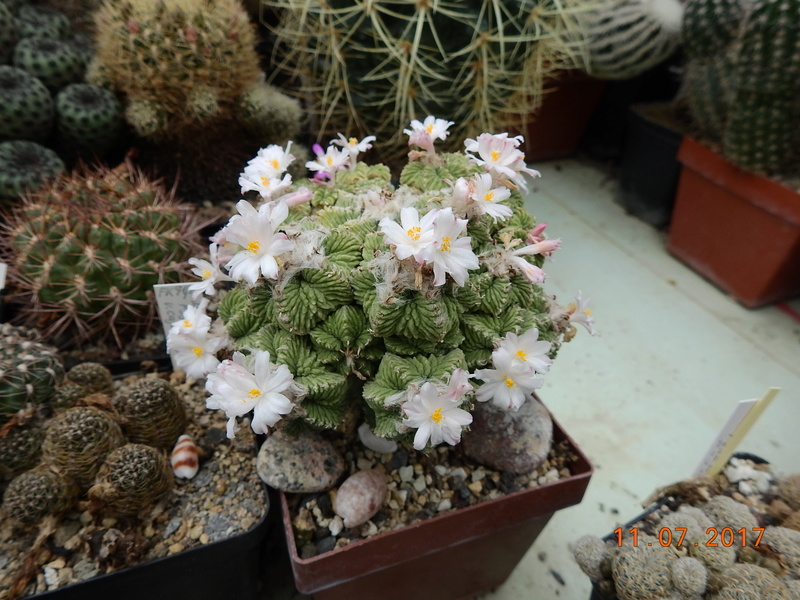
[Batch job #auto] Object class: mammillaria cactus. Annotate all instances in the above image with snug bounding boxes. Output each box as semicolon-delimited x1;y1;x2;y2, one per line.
0;65;55;141
12;36;85;92
0;158;203;349
15;4;71;40
263;0;587;158
171;119;596;450
0;140;64;201
55;82;123;156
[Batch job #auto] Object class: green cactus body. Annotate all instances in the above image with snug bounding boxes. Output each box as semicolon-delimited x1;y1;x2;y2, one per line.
0;323;64;425
0;65;55;141
41;406;126;487
13;37;85;92
2;464;79;524
236;81;302;142
15;4;71;39
114;378;188;450
55;83;123;155
0;159;203;348
264;0;586;157
0;140;65;201
0;2;17;64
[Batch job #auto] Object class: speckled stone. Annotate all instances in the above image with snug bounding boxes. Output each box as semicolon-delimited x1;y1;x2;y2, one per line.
257;431;346;493
334;469;388;528
462;397;553;474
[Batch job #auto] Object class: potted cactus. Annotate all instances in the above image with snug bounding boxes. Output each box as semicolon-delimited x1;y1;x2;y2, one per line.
666;0;800;307
169;118;595;598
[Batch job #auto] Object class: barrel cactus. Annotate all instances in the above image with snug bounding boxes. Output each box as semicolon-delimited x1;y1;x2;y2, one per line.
0;158;204;349
680;0;800;174
178;121;596;449
263;0;587;158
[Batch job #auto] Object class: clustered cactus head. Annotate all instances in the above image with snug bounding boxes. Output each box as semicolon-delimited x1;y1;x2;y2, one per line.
263;0;587;159
0;157;204;349
0;420;45;480
170;119;596;451
2;464;79;524
680;0;800;174
114;377;188;450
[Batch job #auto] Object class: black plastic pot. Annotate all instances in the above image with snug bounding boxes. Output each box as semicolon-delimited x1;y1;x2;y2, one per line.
616;103;685;229
30;487;271;600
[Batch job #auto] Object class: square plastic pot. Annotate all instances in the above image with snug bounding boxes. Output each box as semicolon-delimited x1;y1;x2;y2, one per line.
281;409;593;600
667;136;800;308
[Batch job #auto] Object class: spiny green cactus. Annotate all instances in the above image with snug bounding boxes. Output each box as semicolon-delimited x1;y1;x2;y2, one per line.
0;158;203;349
55;83;123;155
0;1;17;64
681;0;800;174
264;0;587;158
114;378;187;450
13;36;85;92
0;65;54;141
87;442;173;516
89;0;263;139
2;464;79;524
41;406;126;487
0;323;64;425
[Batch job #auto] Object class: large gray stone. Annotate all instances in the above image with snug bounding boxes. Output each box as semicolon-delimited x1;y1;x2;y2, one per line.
256;431;346;493
462;397;553;474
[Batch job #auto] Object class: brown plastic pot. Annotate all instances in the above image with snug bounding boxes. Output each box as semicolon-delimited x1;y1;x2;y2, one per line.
667;136;800;308
280;408;593;600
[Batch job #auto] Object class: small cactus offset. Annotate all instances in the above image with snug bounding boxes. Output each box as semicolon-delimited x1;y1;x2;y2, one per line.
0;140;65;201
2;464;79;524
0;420;45;479
55;82;123;156
12;36;85;92
0;65;55;142
0;158;204;349
173;121;596;450
114;378;188;450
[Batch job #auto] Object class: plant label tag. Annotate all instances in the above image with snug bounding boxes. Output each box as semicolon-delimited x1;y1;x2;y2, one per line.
0;262;6;291
153;282;195;337
693;388;779;477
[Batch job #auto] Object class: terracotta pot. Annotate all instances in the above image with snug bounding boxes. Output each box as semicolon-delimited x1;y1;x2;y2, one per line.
508;70;607;162
281;408;593;600
667;136;800;308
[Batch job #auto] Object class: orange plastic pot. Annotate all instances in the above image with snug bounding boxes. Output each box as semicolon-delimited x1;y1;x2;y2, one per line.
667;137;800;308
280;407;592;600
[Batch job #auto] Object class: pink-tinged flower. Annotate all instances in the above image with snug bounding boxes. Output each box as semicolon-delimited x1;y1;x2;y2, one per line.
379;206;438;263
442;368;473;401
403;116;454;153
464;132;541;190
496;329;553;374
306;145;350;176
205;350;297;438
223;200;293;284
276;186;313;207
508;255;546;283
567;291;598;336
470;173;513;221
526;222;548;244
513;238;562;258
239;142;295;199
209;230;236;264
473;348;544;410
429;208;479;286
332;133;376;166
402;381;473;450
188;243;232;299
168;329;224;380
168;299;212;337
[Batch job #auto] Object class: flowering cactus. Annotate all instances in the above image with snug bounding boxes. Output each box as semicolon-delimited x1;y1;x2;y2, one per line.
171;119;596;451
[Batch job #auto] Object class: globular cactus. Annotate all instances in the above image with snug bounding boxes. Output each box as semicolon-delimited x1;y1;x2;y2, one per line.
13;36;85;93
264;0;587;157
0;158;203;349
577;0;684;80
15;5;71;40
2;464;79;524
0;323;64;425
51;361;114;408
680;0;800;174
0;2;17;64
0;420;44;479
87;443;173;516
41;406;126;487
0;140;65;201
0;65;55;141
55;83;123;155
114;378;187;450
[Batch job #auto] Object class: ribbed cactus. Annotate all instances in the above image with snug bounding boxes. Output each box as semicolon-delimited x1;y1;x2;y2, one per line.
577;0;683;80
0;323;64;425
263;0;586;158
0;158;203;349
681;0;800;174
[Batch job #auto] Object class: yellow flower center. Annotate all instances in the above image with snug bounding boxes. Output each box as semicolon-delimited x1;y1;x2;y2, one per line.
583;309;592;316
201;269;212;280
349;137;358;146
244;388;260;402
441;236;452;252
247;240;260;253
516;350;527;360
183;320;192;328
490;150;501;162
269;159;280;170
431;408;443;423
407;226;421;240
484;191;495;202
260;176;271;187
504;376;516;388
426;124;434;134
326;156;334;166
191;347;203;357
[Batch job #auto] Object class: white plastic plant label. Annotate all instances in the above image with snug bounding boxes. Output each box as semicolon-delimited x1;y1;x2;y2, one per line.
153;282;195;337
0;262;6;291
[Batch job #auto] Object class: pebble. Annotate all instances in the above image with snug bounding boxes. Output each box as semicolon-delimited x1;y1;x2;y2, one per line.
329;516;344;536
398;465;414;482
412;476;427;493
334;470;388;528
257;431;346;493
462;398;553;474
437;499;452;512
